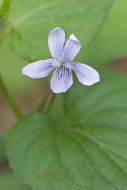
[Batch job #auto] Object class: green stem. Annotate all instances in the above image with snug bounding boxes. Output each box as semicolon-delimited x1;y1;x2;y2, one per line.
46;93;56;113
0;75;22;118
38;92;50;112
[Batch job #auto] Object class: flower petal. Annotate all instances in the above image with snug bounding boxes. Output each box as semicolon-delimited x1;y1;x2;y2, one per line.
22;59;54;79
63;34;81;62
50;66;73;93
48;27;65;60
72;63;100;86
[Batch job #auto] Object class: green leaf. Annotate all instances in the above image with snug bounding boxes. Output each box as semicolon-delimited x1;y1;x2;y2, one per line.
0;136;6;162
4;0;112;61
6;71;127;190
0;170;30;190
0;39;32;91
79;0;127;67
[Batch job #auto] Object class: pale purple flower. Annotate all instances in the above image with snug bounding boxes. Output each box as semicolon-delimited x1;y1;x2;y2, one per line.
22;27;100;93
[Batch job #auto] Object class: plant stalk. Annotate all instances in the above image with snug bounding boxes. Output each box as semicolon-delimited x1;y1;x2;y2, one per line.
0;74;22;118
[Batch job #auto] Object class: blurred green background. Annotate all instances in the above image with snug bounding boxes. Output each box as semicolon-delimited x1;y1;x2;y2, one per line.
0;0;127;189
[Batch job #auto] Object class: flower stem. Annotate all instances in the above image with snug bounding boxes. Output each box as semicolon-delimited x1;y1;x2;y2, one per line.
38;92;50;112
0;75;22;118
39;93;56;114
46;93;56;113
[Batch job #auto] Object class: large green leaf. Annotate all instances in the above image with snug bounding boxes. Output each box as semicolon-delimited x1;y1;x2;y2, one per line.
4;0;112;61
6;71;127;190
79;0;127;67
0;136;6;162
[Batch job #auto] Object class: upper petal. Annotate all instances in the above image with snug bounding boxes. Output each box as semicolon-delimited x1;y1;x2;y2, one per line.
72;63;100;86
63;34;81;63
48;27;65;60
22;59;54;79
50;66;73;93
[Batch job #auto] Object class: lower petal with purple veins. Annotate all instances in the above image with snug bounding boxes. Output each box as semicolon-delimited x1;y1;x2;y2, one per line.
50;66;73;93
22;59;54;79
72;63;100;86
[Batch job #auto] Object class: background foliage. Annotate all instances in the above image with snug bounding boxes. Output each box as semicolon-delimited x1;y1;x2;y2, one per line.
0;136;5;162
81;0;127;67
0;170;30;190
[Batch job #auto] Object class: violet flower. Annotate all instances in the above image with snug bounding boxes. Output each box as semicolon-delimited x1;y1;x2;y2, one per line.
22;27;100;93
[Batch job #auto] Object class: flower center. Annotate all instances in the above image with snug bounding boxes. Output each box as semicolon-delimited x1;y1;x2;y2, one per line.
52;59;72;71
